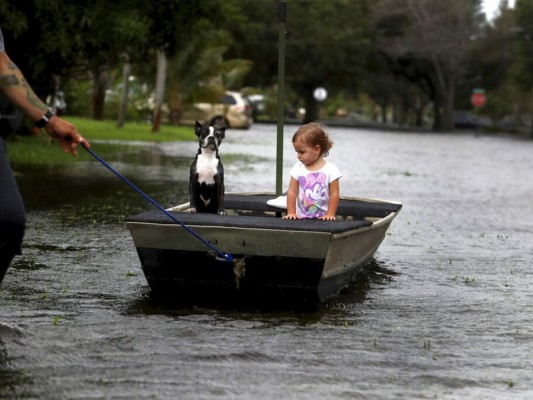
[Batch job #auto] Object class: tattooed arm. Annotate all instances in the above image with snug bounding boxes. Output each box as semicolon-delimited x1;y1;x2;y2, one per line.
0;49;90;155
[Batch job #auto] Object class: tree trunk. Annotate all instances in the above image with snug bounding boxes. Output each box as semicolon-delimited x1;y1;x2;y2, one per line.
152;51;167;133
415;103;424;127
302;90;319;123
91;70;108;120
381;105;388;123
432;95;443;131
441;80;455;131
117;58;131;128
530;85;533;139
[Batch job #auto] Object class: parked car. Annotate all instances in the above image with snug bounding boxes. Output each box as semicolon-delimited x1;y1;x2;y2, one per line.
180;91;253;129
247;94;266;120
453;111;492;130
453;111;479;129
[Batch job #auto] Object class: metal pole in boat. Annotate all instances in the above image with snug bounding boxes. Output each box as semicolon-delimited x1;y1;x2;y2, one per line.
276;0;287;196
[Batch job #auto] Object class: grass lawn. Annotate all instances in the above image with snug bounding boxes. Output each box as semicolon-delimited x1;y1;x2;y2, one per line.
67;116;195;142
6;116;196;165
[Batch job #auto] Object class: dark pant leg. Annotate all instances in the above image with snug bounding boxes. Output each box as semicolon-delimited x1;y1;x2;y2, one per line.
0;138;26;286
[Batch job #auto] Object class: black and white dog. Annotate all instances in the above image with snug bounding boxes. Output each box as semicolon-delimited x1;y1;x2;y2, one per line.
189;121;226;215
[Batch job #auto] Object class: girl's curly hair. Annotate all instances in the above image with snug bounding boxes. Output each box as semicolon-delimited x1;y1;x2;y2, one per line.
292;122;333;157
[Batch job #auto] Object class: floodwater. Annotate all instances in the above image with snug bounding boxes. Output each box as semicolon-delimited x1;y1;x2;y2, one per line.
1;123;532;399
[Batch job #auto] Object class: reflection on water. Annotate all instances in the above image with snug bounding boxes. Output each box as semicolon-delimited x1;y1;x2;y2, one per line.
326;259;399;308
124;258;397;321
1;125;533;399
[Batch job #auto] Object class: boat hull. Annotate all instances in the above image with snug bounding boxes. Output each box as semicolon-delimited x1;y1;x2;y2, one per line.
126;193;401;307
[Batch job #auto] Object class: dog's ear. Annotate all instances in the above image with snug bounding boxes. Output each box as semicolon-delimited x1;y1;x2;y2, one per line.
219;127;226;139
194;120;203;136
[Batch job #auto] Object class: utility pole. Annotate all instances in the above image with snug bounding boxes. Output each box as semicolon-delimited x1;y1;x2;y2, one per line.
276;0;287;195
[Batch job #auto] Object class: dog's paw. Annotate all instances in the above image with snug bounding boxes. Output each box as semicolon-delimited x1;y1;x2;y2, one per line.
189;208;197;213
218;210;226;216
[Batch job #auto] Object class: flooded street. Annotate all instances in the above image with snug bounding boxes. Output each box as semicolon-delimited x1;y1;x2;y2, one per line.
1;123;532;399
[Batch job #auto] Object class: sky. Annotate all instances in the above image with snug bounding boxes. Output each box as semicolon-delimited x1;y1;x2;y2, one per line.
483;0;516;20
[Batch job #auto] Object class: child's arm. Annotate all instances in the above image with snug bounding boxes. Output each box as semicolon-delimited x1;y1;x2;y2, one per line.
283;177;299;219
319;179;340;221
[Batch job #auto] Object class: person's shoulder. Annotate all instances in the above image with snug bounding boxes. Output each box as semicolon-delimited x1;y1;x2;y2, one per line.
289;161;304;175
324;160;342;177
325;160;340;169
291;161;304;169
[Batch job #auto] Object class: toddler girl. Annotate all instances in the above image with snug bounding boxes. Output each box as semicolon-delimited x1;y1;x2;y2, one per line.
283;122;341;220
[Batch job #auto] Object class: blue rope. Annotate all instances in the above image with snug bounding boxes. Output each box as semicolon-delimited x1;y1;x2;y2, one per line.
82;143;233;263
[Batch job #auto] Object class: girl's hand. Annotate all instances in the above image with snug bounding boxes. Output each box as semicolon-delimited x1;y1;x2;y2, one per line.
283;213;299;220
318;214;336;221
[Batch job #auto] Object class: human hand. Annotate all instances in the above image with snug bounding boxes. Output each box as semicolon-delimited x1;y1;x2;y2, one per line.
44;116;90;156
318;214;336;221
283;213;299;220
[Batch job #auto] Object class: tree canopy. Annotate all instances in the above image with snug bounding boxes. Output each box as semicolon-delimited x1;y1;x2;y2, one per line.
1;0;531;134
221;0;374;122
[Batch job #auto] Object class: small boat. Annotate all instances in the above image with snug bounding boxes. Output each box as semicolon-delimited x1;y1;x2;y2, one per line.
124;8;403;309
126;192;402;308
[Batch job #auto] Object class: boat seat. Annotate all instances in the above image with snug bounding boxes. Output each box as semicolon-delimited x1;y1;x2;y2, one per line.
223;194;402;219
128;210;373;234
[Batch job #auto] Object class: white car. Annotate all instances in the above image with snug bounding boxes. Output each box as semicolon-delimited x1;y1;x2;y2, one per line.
181;91;253;129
